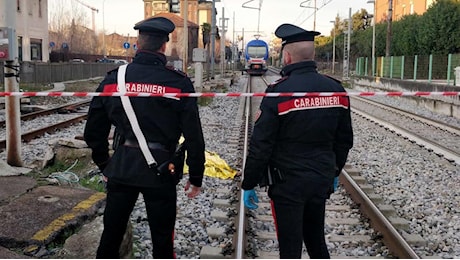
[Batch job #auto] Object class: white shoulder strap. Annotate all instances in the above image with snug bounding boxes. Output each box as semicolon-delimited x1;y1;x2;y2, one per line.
117;64;158;167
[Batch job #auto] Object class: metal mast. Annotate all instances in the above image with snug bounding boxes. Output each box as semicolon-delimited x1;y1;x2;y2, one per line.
74;0;99;32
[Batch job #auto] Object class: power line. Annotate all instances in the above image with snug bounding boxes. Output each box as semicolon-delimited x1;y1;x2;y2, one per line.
299;0;333;27
293;8;307;24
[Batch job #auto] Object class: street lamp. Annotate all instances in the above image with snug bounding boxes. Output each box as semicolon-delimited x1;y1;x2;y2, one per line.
102;0;106;57
367;0;376;77
329;20;336;75
300;0;317;31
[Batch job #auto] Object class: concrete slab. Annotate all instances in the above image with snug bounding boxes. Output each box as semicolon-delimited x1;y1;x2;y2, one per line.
0;176;36;204
0;160;33;176
0;185;105;249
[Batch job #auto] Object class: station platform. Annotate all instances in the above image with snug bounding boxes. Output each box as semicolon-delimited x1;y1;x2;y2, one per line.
0;160;106;258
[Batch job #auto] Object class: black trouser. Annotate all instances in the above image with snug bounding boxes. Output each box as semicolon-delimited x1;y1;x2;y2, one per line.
269;175;331;259
96;181;177;259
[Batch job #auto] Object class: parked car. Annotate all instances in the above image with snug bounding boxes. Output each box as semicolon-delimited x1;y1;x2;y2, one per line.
97;57;115;63
70;58;85;63
113;59;128;64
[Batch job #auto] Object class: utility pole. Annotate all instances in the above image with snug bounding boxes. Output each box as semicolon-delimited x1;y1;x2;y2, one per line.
102;0;106;57
386;0;393;57
313;0;316;31
242;0;263;34
367;0;376;76
220;8;227;77
183;0;188;72
2;1;22;166
300;0;317;31
211;0;216;78
329;20;336;74
343;8;351;79
232;11;235;72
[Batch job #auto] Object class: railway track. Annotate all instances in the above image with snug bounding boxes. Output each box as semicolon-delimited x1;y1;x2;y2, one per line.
0;100;90;127
210;74;419;258
0;100;90;149
1;74;458;258
350;96;460;164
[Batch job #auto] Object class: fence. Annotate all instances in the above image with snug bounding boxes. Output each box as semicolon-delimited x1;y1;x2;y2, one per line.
355;53;460;85
0;62;120;87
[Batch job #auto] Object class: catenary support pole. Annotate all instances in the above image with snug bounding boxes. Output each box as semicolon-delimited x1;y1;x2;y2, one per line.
3;0;23;166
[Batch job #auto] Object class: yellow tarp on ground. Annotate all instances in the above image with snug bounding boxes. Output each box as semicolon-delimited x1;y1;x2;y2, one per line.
183;151;238;180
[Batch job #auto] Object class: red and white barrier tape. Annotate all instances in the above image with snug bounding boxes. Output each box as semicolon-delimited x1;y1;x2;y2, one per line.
0;91;459;97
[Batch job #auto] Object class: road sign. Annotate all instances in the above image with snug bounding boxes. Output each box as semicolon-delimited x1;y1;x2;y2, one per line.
62;43;68;49
49;41;55;48
133;44;137;50
123;42;130;49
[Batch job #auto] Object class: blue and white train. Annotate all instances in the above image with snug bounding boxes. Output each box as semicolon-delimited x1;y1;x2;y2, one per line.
244;39;269;75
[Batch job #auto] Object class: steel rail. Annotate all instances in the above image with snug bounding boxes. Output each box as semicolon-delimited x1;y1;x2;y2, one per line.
351;96;460;135
0;100;90;128
234;75;253;259
340;169;420;258
352;107;460;165
0;114;87;149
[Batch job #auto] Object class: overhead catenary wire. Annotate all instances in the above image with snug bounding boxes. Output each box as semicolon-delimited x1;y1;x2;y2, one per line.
299;0;334;27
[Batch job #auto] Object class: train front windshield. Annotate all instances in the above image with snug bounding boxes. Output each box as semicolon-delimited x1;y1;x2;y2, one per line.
247;46;267;58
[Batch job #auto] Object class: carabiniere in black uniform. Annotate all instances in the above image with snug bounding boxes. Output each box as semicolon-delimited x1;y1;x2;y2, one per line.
84;16;205;259
242;61;353;190
242;23;353;259
84;51;205;187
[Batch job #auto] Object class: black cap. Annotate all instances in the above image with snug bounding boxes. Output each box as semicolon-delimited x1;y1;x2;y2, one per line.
134;17;175;36
275;23;320;47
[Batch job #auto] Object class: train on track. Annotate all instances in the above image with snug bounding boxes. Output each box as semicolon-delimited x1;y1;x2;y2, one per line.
244;38;269;76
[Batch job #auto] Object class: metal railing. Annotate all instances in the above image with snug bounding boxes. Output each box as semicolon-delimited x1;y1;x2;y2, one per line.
355;53;460;85
0;61;119;87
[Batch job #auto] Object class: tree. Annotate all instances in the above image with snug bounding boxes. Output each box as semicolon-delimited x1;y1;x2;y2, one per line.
391;14;419;56
417;0;460;54
352;8;371;31
201;23;211;49
48;0;97;57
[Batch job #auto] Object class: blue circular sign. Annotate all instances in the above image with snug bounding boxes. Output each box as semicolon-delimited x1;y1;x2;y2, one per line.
49;41;55;48
123;42;130;49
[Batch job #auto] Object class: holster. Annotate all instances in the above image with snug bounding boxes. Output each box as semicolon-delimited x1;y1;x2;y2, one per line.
259;165;285;188
112;128;124;151
155;143;186;184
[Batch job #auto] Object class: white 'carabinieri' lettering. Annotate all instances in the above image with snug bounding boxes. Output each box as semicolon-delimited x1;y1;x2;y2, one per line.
125;83;165;93
294;96;340;108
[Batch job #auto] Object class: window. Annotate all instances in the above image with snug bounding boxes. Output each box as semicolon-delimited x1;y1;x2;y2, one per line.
30;38;42;61
18;36;23;61
247;46;267;58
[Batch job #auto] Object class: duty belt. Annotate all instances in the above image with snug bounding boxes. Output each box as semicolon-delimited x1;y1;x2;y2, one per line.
123;139;167;151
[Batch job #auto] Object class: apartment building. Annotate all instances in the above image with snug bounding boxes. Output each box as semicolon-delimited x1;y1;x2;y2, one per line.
375;0;437;23
143;0;212;48
0;0;49;62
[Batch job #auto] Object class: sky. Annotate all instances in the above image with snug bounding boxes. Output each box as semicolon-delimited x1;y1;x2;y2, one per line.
51;0;370;42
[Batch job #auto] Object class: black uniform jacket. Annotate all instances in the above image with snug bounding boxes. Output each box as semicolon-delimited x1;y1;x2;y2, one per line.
84;51;205;187
242;61;353;190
